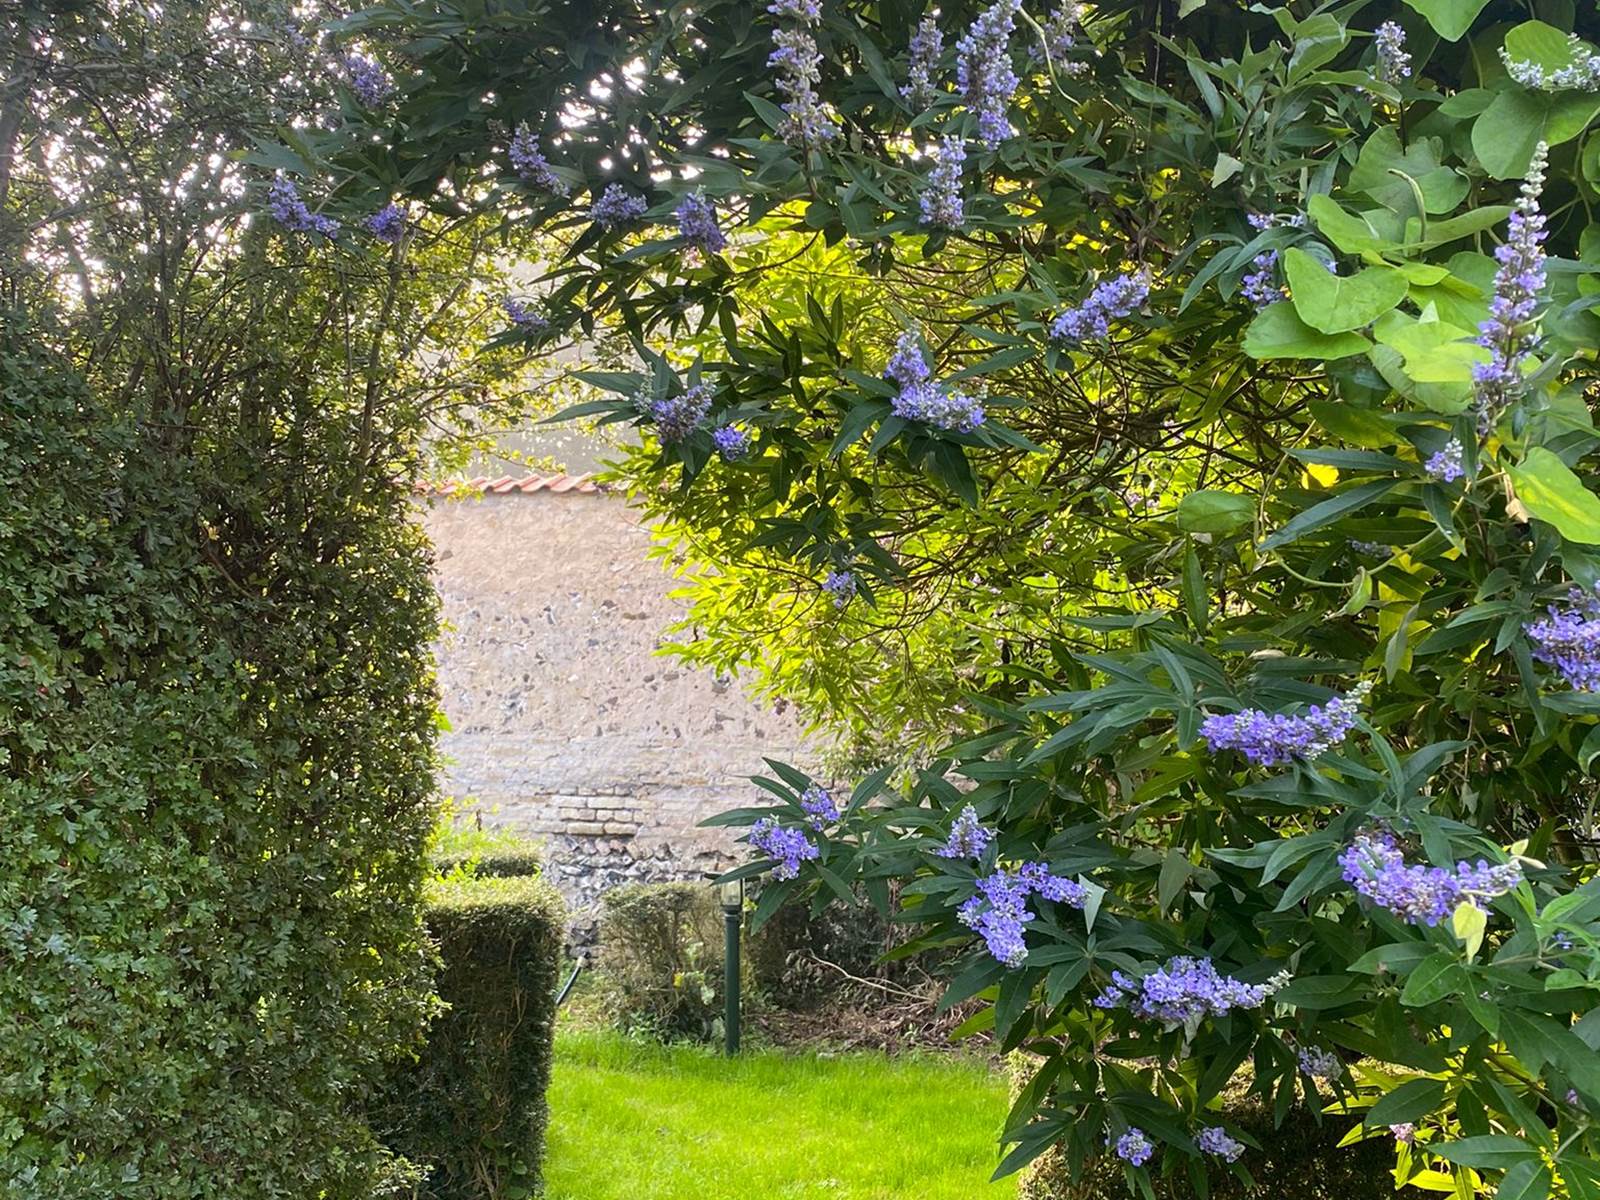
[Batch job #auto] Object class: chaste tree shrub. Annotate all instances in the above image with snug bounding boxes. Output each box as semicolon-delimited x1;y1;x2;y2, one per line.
291;0;1600;1193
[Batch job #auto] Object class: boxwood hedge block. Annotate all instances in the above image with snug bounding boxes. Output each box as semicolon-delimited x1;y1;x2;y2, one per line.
379;876;565;1200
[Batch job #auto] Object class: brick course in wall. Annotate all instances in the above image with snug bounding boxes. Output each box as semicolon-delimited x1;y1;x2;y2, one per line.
418;477;814;932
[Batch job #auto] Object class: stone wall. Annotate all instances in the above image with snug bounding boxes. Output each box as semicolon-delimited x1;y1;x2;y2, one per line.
418;477;812;928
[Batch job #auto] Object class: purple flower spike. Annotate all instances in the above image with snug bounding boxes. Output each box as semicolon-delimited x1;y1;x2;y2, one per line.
509;125;569;197
749;816;819;879
365;202;405;244
902;14;945;108
675;190;727;257
1114;1129;1154;1167
635;382;714;444
955;0;1023;149
799;784;839;829
1473;144;1548;433
1196;1127;1244;1162
823;569;857;608
1093;956;1289;1029
589;183;648;230
959;863;1086;967
935;804;994;859
1374;22;1411;86
1200;681;1370;767
267;177;339;237
1527;583;1600;691
1338;830;1523;925
1241;251;1284;310
1424;438;1465;483
712;425;752;461
1297;1045;1343;1081
920;134;967;230
1051;270;1151;341
343;52;394;106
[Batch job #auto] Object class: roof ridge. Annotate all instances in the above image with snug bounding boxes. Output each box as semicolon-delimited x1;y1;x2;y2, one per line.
413;472;607;497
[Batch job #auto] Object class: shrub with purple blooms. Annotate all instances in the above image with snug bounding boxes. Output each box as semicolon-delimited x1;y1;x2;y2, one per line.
300;1;1600;1193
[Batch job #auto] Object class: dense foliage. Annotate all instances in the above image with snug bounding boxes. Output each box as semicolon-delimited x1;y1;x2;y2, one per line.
375;874;565;1200
261;0;1600;1193
0;3;545;1194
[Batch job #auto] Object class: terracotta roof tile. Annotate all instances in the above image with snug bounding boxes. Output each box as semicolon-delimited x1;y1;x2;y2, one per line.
414;473;605;498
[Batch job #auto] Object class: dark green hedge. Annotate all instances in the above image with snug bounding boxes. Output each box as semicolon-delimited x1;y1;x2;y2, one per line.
378;875;565;1199
436;843;545;881
1010;1056;1423;1200
0;330;440;1197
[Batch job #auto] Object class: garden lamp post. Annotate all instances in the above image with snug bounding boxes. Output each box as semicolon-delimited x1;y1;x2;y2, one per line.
718;878;743;1055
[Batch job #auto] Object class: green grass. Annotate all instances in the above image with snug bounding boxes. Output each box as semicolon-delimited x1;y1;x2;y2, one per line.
544;1026;1019;1200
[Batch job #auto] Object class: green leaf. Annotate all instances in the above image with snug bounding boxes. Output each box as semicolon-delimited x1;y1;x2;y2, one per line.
1274;975;1366;1010
1400;952;1468;1005
1507;447;1600;545
1452;901;1488;960
1366;1078;1447;1127
1285;250;1408;334
1177;490;1254;534
1258;479;1397;551
1400;0;1491;40
1349;941;1435;975
1349;126;1468;215
1496;1161;1552;1200
1472;87;1600;181
1431;1136;1540;1170
1244;301;1373;360
1307;194;1395;256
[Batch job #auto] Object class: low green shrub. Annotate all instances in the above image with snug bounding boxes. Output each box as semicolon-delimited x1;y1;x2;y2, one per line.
377;875;565;1200
432;824;544;882
595;881;749;1041
1009;1056;1421;1200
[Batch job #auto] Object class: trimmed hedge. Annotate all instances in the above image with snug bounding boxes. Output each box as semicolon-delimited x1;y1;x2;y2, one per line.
1;327;439;1197
378;875;565;1200
1009;1057;1422;1200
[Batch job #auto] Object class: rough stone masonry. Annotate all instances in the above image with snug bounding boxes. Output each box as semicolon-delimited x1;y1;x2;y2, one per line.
418;476;813;935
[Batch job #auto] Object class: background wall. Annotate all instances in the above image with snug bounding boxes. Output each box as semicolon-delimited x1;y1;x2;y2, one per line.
419;476;812;927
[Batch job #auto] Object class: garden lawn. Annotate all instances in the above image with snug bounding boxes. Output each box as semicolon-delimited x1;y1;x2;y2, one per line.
544;1027;1018;1200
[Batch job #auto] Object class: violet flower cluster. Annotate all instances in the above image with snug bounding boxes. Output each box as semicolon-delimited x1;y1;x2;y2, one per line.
343;52;394;106
501;297;548;334
883;330;985;432
267;177;339;237
956;0;1022;148
1502;35;1600;91
959;863;1087;967
675;190;727;257
1391;1123;1417;1145
936;803;994;859
798;784;839;830
920;134;967;230
1240;251;1284;310
1296;1045;1343;1081
712;425;752;461
634;382;714;443
1051;270;1150;341
1093;957;1288;1029
823;569;857;607
1373;21;1411;86
1196;1127;1244;1162
1033;3;1089;77
1338;831;1524;926
1527;584;1600;691
1247;211;1307;230
365;203;405;244
749;816;820;880
768;0;837;148
1424;438;1464;483
509;124;569;196
1113;1129;1154;1167
1200;681;1371;767
590;183;648;230
1473;143;1548;433
902;14;944;108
